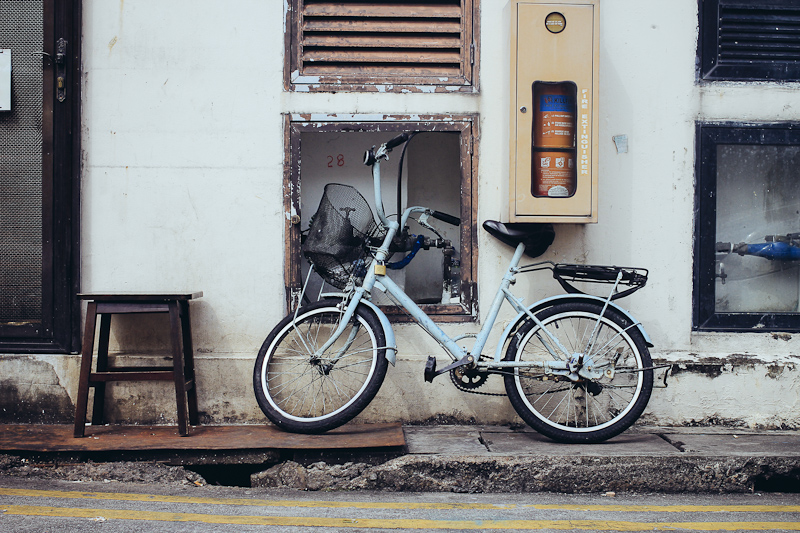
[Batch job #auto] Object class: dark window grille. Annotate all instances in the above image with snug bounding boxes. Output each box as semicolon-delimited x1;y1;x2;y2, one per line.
0;1;44;326
700;0;800;81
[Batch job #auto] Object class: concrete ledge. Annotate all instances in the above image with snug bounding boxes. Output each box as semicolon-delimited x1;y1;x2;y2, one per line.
252;426;800;493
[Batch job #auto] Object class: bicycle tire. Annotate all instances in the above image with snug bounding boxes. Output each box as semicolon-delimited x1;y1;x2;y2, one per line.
253;300;389;433
503;301;653;443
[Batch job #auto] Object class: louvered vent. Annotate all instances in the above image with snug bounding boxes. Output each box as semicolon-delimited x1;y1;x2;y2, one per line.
719;5;800;62
291;0;473;89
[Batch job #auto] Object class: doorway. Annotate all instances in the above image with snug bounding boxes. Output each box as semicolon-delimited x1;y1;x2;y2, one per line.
0;0;80;352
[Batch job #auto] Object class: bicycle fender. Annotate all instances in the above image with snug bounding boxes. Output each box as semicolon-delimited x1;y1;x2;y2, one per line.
321;293;397;366
492;294;653;363
358;299;398;366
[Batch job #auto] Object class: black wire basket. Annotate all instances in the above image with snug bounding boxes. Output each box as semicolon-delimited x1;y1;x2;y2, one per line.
302;184;385;290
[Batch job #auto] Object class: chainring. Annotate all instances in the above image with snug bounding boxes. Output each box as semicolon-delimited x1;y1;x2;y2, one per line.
450;365;489;391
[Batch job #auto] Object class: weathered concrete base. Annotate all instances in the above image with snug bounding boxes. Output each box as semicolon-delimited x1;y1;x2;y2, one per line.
1;351;798;430
251;455;800;494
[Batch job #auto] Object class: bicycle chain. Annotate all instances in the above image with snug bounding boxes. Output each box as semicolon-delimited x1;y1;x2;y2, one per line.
450;375;507;396
448;360;669;397
451;365;583;397
449;357;507;397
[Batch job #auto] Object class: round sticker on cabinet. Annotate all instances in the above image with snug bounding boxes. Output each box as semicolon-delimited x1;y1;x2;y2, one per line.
545;12;566;34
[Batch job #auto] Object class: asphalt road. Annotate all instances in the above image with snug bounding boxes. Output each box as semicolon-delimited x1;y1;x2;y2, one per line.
1;477;799;532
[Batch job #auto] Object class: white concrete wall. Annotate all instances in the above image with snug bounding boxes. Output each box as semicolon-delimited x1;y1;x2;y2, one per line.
51;0;800;428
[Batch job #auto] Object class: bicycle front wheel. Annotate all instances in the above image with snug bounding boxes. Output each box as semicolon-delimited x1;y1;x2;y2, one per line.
253;300;388;433
503;301;653;443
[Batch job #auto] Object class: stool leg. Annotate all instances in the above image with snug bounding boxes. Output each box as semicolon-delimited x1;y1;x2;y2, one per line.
74;302;98;437
169;301;190;436
90;313;112;426
179;300;199;426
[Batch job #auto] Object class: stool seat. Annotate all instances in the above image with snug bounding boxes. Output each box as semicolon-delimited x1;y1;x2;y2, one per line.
74;292;202;437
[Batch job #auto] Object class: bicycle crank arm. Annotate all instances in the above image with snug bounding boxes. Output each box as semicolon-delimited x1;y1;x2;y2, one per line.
424;355;475;383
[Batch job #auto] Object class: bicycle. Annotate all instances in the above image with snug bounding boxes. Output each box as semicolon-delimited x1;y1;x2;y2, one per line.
254;133;656;444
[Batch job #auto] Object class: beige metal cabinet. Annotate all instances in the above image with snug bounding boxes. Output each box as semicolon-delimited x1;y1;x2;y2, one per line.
509;0;599;223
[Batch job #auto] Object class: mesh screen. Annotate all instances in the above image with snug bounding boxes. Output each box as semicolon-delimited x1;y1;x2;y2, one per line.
0;1;44;323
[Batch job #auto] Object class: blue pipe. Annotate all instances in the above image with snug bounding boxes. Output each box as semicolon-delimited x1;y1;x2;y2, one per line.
743;242;800;261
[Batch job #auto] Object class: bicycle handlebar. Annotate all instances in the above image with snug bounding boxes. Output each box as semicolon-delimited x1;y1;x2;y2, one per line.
363;133;411;167
367;133;460;245
431;210;460;226
385;132;410;150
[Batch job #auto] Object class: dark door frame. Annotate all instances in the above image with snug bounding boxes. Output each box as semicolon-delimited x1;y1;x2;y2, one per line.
0;0;81;353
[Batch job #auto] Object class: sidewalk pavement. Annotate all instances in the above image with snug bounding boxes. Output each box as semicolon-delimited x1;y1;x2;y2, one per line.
253;424;800;493
2;424;798;493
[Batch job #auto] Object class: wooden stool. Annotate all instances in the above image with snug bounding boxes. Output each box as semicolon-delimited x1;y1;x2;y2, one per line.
74;292;202;437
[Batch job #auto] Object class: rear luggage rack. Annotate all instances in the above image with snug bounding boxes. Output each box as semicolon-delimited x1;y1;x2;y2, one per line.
519;262;648;301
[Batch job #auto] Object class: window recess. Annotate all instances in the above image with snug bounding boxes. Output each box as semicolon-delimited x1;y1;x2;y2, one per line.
700;0;800;81
287;0;478;92
694;123;800;332
283;115;479;322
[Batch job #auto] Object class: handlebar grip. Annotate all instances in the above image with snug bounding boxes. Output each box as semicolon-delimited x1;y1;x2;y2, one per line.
385;133;410;150
431;210;460;226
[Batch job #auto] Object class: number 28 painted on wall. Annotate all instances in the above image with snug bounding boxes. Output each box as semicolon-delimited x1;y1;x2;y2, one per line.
327;154;345;168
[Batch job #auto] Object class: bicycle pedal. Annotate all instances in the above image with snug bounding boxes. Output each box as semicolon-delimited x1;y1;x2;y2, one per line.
424;356;437;383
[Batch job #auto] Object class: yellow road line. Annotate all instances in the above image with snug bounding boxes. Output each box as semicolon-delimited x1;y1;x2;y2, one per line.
2;505;800;530
1;487;799;514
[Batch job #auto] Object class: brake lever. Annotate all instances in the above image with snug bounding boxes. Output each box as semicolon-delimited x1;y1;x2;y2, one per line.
417;212;445;241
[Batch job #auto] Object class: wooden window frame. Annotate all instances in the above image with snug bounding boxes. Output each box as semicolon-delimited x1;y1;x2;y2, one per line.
285;0;480;93
283;114;479;322
694;122;800;332
699;0;800;81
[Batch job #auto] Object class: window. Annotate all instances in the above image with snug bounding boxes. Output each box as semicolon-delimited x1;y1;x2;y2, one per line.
285;0;479;92
699;0;800;81
694;123;800;331
284;115;478;321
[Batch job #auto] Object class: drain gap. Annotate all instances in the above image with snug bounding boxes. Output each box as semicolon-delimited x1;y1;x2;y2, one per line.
185;464;268;487
753;470;800;493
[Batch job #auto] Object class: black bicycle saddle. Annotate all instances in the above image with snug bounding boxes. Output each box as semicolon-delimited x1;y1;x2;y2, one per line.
482;220;555;258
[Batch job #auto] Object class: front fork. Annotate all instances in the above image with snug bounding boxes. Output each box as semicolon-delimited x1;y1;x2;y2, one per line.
309;287;367;363
306;215;399;364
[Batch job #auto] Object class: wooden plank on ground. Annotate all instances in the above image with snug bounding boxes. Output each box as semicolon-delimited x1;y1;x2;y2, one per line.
0;424;405;453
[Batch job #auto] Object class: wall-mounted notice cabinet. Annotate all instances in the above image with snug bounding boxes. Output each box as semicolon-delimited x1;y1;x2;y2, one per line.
0;50;10;111
509;0;599;223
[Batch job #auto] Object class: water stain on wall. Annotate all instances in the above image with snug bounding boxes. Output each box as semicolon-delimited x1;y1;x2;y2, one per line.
0;356;74;423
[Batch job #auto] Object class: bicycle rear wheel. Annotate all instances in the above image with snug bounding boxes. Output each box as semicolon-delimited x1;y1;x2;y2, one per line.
253;300;388;433
503;301;653;443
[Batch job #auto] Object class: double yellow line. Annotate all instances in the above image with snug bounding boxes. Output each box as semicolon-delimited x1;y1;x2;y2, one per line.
1;487;798;530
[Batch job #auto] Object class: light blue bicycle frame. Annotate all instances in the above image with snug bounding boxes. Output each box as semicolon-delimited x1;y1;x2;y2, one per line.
307;142;650;380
